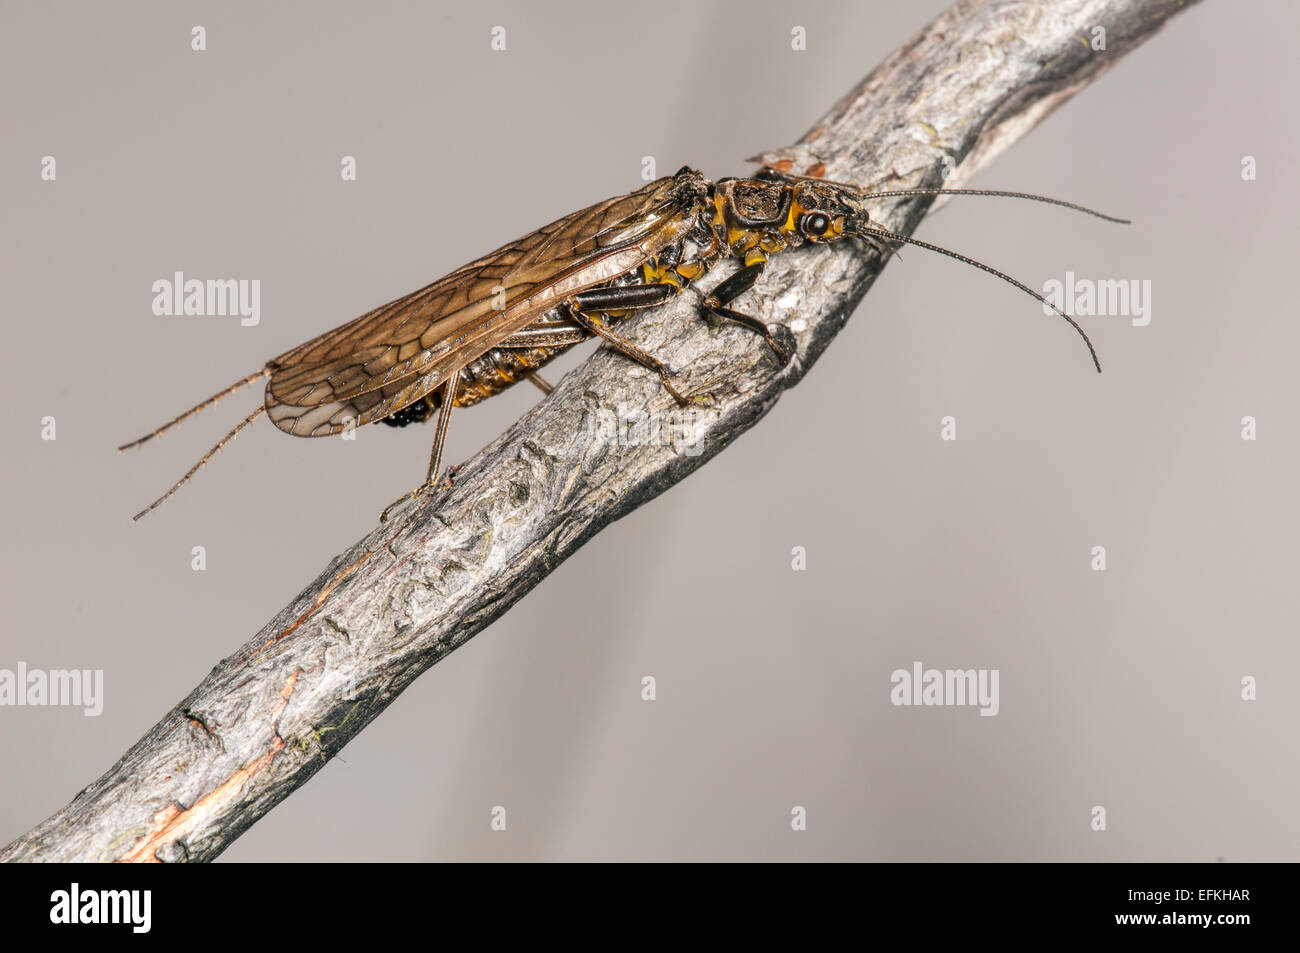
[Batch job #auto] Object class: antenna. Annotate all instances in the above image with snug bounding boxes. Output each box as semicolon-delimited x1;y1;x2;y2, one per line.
851;223;1102;373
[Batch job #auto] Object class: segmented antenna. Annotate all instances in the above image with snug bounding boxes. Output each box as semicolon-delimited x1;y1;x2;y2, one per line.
856;187;1129;224
758;166;1129;225
131;405;267;522
118;367;270;452
852;223;1102;373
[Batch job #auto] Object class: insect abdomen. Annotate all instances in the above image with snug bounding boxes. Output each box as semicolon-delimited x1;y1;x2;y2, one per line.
382;344;570;428
452;345;565;408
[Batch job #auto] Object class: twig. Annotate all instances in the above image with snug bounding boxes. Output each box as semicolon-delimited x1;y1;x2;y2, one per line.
2;0;1199;862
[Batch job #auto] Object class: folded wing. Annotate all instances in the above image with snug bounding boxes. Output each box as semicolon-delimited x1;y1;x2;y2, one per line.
265;171;704;437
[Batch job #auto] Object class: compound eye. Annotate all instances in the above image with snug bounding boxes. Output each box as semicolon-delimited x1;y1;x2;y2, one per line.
801;212;830;237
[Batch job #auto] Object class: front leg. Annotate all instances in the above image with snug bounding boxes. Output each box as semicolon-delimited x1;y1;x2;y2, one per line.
700;255;792;364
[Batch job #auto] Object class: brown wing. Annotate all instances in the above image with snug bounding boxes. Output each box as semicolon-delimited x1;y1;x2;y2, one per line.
265;169;708;437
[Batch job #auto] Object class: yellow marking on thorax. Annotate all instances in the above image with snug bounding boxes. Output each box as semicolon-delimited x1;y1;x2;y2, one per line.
727;227;760;252
780;199;805;237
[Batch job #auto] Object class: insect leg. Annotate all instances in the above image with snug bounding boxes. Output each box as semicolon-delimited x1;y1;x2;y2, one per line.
424;368;461;485
564;285;696;405
497;321;591;349
379;369;462;523
526;372;554;395
700;259;792;363
570;283;679;312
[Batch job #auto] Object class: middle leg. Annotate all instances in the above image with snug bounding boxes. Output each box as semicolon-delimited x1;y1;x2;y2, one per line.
564;282;702;405
700;256;792;364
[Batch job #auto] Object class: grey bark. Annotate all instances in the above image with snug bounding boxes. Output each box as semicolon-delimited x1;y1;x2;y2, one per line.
3;0;1199;862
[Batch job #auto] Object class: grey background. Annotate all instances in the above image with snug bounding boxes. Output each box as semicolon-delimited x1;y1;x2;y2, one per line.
2;0;1296;861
